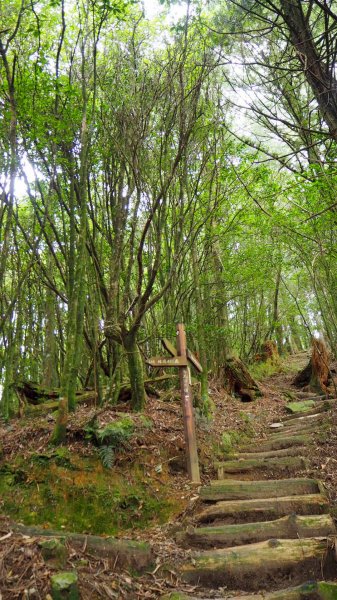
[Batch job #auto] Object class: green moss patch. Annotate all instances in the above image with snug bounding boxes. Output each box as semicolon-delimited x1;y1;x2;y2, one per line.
0;452;175;535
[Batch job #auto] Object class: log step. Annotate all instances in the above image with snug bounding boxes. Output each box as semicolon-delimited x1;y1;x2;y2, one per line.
291;392;327;400
285;400;316;414
199;478;322;501
278;413;326;426
221;446;307;460
196;494;329;523
270;420;329;434
233;580;337;599
282;402;332;420
161;580;337;599
180;537;336;589
216;456;307;478
240;434;310;452
177;514;336;548
270;424;325;437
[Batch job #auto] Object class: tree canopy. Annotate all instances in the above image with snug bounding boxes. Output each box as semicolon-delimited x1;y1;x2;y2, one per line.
1;0;337;428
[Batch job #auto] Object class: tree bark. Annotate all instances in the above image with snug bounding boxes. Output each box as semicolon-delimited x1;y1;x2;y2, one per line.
123;333;146;411
280;0;337;142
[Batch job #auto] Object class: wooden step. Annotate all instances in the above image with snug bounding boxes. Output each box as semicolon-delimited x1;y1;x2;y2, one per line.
180;537;336;589
177;514;336;548
292;392;327;400
216;456;307;479
270;423;325;437
221;446;307;461
241;434;310;452
161;580;337;599
199;478;322;501
279;413;326;426
282;402;332;420
286;400;316;414
196;494;329;523
235;580;337;599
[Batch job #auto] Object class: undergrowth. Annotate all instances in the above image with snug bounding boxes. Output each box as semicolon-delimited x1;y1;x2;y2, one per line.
249;358;284;381
85;416;135;468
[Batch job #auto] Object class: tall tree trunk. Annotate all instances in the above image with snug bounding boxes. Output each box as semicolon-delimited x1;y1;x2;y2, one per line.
52;49;89;443
191;246;210;416
269;267;283;354
123;332;146;411
280;0;337;142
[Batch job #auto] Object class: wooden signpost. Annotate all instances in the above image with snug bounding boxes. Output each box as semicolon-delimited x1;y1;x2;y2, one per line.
146;323;202;484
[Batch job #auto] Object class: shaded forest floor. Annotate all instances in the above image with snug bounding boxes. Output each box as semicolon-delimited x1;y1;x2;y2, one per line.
1;351;337;599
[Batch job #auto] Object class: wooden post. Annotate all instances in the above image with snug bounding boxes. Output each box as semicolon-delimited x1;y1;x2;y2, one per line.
176;323;201;484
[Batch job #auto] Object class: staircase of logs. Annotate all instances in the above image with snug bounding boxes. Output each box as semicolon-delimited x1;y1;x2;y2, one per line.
169;391;337;599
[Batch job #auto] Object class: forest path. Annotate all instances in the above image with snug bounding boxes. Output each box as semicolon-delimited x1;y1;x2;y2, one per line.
166;361;337;599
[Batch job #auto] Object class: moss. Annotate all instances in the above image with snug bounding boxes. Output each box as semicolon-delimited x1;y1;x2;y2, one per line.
317;581;337;599
50;571;78;600
39;538;67;567
286;400;316;414
0;451;176;535
138;415;153;430
249;358;284;381
220;423;252;456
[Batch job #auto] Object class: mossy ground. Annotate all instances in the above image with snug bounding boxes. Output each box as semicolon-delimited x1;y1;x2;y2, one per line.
0;448;178;535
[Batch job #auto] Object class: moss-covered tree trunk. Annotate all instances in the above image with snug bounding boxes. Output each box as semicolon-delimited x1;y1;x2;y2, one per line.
123;333;146;411
52;56;89;443
191;246;210;416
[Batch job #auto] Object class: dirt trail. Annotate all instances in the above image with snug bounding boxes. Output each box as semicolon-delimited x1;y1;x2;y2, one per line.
167;355;337;599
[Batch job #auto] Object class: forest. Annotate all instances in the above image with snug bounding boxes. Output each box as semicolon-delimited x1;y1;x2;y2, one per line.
1;0;337;425
1;0;337;598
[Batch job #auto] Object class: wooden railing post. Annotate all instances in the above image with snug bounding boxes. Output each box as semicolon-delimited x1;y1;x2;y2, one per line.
176;323;201;484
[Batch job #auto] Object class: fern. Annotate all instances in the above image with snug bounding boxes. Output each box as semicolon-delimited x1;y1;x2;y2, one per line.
98;445;114;469
96;418;134;449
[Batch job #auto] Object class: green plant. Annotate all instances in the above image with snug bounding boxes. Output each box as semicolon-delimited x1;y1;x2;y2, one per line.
85;416;134;469
221;430;242;454
249;358;283;381
96;417;134;447
98;445;114;469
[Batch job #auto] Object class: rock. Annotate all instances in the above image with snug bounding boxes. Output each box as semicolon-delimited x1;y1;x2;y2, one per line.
50;572;79;600
39;538;67;568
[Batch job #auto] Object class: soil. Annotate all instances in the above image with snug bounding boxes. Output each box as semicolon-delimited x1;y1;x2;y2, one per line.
0;351;336;599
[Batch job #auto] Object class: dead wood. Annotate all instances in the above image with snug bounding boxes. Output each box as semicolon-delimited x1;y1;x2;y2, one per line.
255;340;279;363
16;381;59;404
223;356;261;402
17;374;175;414
12;524;153;571
292;338;330;394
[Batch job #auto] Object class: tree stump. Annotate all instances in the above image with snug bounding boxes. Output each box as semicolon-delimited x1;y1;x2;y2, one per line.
223;356;261;401
292;338;330;394
255;340;279;363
